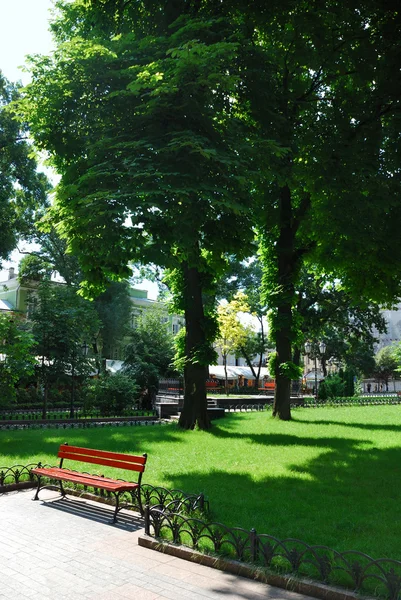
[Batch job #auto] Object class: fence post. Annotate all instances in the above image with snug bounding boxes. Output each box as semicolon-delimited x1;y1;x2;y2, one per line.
144;504;150;536
198;493;205;511
250;528;258;562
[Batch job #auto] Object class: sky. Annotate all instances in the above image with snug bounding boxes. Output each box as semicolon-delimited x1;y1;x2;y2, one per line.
0;1;55;85
0;1;158;298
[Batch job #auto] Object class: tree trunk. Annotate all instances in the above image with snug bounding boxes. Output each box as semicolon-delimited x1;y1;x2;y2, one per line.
240;345;258;387
272;185;299;420
273;305;293;420
41;355;47;420
223;352;229;395
178;264;211;430
255;315;266;389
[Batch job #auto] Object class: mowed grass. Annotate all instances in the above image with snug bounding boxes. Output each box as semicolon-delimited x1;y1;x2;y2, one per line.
1;406;400;561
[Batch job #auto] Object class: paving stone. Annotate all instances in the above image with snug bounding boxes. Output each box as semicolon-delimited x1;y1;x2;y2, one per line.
0;490;315;600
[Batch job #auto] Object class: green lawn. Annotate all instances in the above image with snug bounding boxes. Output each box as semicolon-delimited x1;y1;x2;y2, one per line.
1;406;400;561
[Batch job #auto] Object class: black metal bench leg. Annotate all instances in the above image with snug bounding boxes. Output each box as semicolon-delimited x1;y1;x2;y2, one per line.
59;480;67;497
32;476;42;500
112;492;120;523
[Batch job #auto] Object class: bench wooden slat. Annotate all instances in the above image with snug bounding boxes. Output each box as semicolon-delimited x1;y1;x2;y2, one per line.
58;451;145;472
58;444;146;467
32;467;132;486
32;467;138;492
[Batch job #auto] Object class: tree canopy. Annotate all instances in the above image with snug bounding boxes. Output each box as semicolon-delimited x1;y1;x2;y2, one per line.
0;73;49;264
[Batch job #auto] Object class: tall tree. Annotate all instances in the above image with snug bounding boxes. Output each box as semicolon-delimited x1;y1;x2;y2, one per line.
374;345;398;390
235;2;401;419
19;1;253;429
18;1;401;426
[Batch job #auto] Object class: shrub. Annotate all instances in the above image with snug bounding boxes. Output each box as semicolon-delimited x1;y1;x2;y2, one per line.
82;373;139;416
318;374;345;399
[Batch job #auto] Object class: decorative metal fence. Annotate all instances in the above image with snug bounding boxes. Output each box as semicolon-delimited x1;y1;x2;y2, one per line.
0;463;207;514
158;378;184;397
0;407;157;421
225;403;268;412
0;419;164;431
303;395;401;407
144;507;401;600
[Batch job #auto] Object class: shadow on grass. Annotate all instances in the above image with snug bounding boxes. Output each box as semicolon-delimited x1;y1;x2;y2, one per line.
291;415;401;432
165;442;401;560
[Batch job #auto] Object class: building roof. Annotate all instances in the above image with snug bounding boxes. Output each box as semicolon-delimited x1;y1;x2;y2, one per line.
209;365;270;380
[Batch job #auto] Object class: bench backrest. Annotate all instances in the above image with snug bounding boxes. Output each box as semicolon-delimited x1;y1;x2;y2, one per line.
58;444;147;474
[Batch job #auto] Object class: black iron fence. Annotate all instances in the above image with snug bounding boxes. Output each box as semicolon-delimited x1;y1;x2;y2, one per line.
158;378;184;397
144;507;401;600
303;395;401;407
0;407;157;421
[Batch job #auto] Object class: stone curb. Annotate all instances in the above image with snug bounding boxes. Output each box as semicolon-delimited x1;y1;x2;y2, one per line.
138;535;375;600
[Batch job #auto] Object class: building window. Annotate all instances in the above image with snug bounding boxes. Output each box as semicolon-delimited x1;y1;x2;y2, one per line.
172;323;180;334
131;310;141;328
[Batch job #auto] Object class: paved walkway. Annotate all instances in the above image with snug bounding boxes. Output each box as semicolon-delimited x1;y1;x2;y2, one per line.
0;490;314;600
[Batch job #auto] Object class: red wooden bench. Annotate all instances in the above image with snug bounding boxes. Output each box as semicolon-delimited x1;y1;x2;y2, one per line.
32;443;147;522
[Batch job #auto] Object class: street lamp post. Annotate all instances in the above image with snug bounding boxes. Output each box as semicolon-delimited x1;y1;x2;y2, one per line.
304;341;326;400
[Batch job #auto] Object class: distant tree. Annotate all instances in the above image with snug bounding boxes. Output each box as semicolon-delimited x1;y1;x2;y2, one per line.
94;281;133;359
216;293;251;392
296;269;387;376
18;255;53;283
0;313;36;405
30;281;100;417
21;221;82;287
217;257;270;387
123;307;176;408
374;346;398;390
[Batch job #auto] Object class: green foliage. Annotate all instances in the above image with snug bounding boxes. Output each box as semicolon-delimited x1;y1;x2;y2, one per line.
318;374;345;400
216;292;251;363
0;313;37;405
30;280;100;391
0;73;49;264
268;352;277;377
94;280;133;359
18;255;53;283
374;345;398;383
278;361;303;380
19;7;254;296
83;372;139;416
123;306;176;406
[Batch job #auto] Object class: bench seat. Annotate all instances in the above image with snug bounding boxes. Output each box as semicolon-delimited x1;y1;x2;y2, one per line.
31;443;147;523
31;467;139;494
